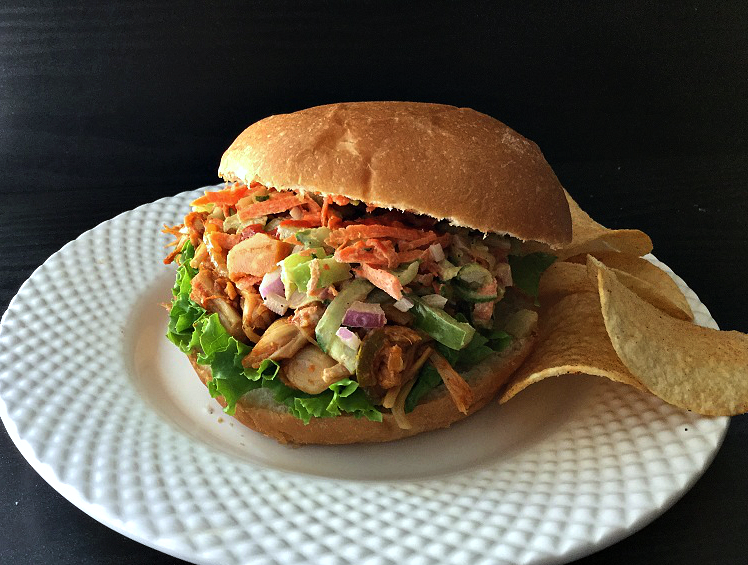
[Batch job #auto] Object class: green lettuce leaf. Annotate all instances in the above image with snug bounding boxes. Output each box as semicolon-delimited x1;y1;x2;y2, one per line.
282;379;383;424
166;242;206;352
405;329;513;412
508;252;556;301
434;328;512;371
405;365;442;413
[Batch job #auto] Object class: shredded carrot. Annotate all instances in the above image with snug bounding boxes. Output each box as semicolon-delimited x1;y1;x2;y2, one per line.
279;218;322;229
397;232;438;251
369;239;399;268
163;235;187;264
326;224;431;247
397;249;428;264
321;196;331;227
161;223;183;237
358;217;407;228
302;213;324;225
184;211;207;247
335;247;381;266
190;184;250;207
303;195;322;213
353;264;403;300
436;232;452;247
334;239;399;268
238;192;304;221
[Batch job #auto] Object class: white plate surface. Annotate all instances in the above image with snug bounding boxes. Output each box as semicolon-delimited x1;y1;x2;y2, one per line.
0;187;728;565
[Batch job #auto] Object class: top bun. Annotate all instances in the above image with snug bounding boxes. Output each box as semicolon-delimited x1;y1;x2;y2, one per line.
219;102;572;247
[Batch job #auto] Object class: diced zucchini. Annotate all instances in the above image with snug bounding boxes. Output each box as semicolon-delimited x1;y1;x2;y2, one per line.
289;257;351;292
409;295;475;350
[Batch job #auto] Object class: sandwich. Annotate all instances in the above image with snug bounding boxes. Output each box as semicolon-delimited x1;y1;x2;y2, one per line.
163;102;572;444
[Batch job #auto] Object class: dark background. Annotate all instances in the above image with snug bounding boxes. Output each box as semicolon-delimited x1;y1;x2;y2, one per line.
1;2;747;564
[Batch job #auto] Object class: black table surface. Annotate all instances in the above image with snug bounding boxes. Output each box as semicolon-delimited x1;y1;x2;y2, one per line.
1;3;747;564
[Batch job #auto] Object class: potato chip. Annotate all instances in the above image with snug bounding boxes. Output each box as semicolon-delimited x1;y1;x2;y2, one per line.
538;256;693;321
499;292;646;403
555;190;653;260
583;255;693;321
596;262;748;416
537;262;595;305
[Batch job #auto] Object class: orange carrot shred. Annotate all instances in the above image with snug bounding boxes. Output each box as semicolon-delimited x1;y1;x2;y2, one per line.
321;195;333;227
326;224;431;247
190;184;249;207
304;195;322;213
334;238;401;268
354;264;404;300
238;192;304;221
398;249;428;264
397;232;438;251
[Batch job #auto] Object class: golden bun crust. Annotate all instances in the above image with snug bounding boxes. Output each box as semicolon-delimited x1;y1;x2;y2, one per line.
188;332;536;445
218;102;571;247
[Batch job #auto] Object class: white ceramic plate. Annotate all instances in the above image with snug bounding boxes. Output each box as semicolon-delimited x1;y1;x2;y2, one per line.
0;187;728;565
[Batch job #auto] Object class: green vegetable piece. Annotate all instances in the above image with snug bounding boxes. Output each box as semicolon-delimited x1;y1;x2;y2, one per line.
456;263;493;288
434;328;513;372
508;252;557;299
289;257;351;292
285;378;383;424
315;278;373;353
409;295;475;350
295;227;331;248
437;259;461;281
356;329;386;387
390;261;420;285
326;339;359;374
453;284;501;303
404;365;442;413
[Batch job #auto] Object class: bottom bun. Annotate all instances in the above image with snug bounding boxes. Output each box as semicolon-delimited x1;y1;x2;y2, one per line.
188;333;536;445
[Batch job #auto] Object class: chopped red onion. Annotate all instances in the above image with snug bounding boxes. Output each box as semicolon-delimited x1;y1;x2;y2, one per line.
336;327;361;350
263;292;288;316
342;301;386;328
259;269;285;299
290;206;303;220
422;294;448;309
393;297;414;312
428;243;445;262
